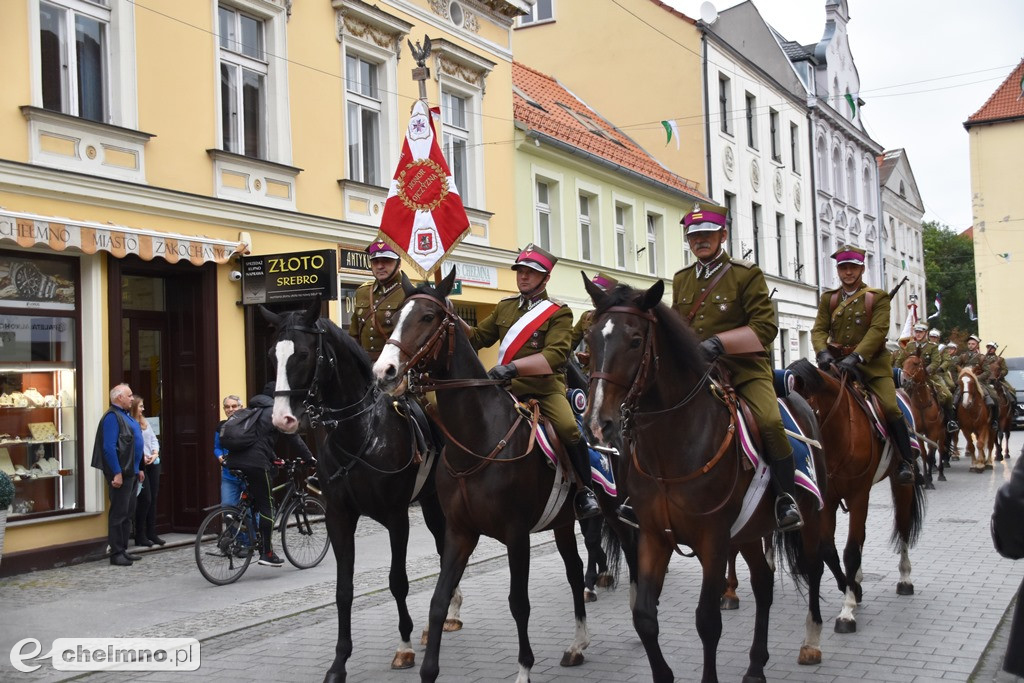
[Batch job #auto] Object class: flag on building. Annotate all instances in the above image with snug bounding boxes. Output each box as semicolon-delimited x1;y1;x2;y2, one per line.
378;99;470;277
661;119;680;150
844;93;857;117
966;301;978;321
927;291;941;320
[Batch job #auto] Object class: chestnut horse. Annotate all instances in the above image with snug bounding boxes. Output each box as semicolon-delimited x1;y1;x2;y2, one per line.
373;271;592;683
901;354;946;486
787;359;926;634
263;300;462;682
956;367;994;471
583;280;827;682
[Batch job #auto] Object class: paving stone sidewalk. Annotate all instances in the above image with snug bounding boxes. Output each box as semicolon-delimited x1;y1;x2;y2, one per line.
3;436;1023;682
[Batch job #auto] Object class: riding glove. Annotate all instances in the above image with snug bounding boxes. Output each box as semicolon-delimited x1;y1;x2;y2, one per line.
836;353;863;374
815;350;835;371
487;363;519;382
699;336;725;362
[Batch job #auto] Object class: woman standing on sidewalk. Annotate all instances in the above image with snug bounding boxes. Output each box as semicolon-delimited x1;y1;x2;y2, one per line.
132;395;164;548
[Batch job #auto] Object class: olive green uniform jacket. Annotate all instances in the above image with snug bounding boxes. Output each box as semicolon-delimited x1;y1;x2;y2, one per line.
571;310;595;350
671;250;791;461
980;353;1015;403
894;339;951;406
348;270;406;361
468;292;579;444
811;283;902;421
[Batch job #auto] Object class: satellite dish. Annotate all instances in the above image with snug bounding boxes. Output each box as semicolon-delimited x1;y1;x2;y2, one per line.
700;1;719;24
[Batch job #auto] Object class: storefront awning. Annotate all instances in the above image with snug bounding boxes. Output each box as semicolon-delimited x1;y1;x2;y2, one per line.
0;209;249;266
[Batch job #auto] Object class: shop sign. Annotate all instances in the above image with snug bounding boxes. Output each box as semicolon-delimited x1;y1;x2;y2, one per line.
241;249;338;305
0;254;76;310
440;260;497;289
338;247;372;273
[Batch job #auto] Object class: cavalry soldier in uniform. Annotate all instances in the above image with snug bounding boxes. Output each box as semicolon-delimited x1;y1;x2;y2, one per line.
939;341;959;391
980;342;1016;419
350;239;406;362
672;201;802;531
895;324;957;432
466;244;600;520
954;334;999;431
571;272;618;367
812;245;916;485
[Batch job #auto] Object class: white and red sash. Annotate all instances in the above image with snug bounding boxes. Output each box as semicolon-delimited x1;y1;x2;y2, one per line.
498;300;560;365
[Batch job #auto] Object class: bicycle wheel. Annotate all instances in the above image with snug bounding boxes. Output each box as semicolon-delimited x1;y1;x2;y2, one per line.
280;496;330;569
195;506;254;585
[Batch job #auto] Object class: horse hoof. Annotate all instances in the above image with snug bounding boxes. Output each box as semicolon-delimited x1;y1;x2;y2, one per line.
595;572;615;588
925;481;936;490
323;672;346;683
391;651;415;670
560;650;585;667
996;454;1004;462
741;675;767;683
584;589;597;603
798;646;822;665
951;455;960;461
443;618;463;632
939;473;947;482
897;581;915;595
986;464;994;470
835;618;857;633
720;595;740;610
420;628;429;646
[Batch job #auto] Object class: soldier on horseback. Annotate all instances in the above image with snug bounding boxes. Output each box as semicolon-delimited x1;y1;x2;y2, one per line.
671;201;803;532
893;324;958;432
350;239;407;362
955;335;1000;433
980;342;1016;420
813;245;916;485
465;244;601;521
571;272;618;368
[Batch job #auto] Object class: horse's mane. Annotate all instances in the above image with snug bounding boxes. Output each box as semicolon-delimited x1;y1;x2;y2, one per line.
788;358;825;393
593;284;705;366
280;309;373;387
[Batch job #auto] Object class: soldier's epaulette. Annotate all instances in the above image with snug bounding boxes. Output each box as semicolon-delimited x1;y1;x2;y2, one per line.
498;295;519;302
548;297;567;307
729;258;756;269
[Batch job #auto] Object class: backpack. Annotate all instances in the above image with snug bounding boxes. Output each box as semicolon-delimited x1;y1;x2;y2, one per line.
218;407;263;452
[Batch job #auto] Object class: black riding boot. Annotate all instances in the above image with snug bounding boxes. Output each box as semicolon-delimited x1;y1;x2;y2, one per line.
569;440;600;520
887;418;916;485
767;456;803;532
944;404;959;433
987;397;1000;435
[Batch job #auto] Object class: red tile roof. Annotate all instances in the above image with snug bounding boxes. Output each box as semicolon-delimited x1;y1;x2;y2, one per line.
511;61;707;200
965;59;1024;127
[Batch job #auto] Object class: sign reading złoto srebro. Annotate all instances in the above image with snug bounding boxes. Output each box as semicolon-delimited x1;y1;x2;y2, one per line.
241;249;337;305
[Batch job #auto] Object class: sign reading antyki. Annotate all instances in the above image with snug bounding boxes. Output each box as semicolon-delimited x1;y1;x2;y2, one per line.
241;249;337;305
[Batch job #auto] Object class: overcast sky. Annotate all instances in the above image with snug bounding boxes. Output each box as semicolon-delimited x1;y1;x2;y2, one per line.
662;0;1024;230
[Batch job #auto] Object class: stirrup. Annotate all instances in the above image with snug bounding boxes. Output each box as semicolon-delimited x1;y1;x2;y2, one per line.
774;494;803;532
895;461;914;485
946;420;959;433
616;502;639;529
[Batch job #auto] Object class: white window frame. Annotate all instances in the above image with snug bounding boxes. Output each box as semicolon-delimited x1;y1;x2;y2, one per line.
518;0;554;26
846;156;857;206
775;212;786;278
442;88;471;207
745;92;757;150
215;1;291;164
790;122;800;174
344;51;384;186
37;0;110;122
645;210;663;276
439;78;482;209
769;109;780;162
578;192;594;263
535;179;552;252
831;146;842;200
614;201;633;271
718;74;732;135
29;0;137;128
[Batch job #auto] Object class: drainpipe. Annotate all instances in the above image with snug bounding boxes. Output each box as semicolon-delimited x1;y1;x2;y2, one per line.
702;31;714;201
807;108;821;300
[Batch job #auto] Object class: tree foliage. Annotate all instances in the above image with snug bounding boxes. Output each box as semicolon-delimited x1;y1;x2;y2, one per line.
922;220;976;338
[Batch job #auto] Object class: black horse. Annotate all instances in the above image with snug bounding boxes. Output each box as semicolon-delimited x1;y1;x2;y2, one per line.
372;271;592;683
262;299;461;683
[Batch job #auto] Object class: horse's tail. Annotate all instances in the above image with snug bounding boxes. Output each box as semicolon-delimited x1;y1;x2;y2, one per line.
891;478;927;551
773;526;810;591
599;517;625;588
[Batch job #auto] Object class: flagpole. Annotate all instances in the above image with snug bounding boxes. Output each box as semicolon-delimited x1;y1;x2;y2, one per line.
408;36;443;287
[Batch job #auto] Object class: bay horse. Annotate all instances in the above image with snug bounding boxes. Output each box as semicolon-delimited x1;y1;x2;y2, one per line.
991;381;1014;462
787;358;926;634
372;270;591;683
901;354;946;486
262;299;461;682
583;279;827;681
956;367;994;472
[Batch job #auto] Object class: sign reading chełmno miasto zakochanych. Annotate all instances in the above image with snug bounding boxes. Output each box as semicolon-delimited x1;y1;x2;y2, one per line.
241;249;337;305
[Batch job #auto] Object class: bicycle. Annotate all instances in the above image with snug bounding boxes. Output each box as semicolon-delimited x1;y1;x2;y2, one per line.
195;456;331;585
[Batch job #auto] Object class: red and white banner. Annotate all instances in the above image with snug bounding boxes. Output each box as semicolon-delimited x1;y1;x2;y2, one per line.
378;100;470;277
498;300;560;365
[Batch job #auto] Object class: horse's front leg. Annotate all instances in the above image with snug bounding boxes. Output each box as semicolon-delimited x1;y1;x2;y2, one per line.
505;534;535;683
324;508;358;683
420;526;478;683
694;544;729;683
739;540;773;682
553;522;590;665
385;512;415;669
835;492;869;633
633;529;675;683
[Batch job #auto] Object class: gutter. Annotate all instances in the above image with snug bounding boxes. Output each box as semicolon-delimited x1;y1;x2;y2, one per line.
701;29;714;200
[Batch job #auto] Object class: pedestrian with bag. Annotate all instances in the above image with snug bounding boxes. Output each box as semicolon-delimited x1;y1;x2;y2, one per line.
131;394;164;547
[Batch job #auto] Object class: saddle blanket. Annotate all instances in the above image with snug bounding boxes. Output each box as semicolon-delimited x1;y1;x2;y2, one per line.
731;396;825;536
868;390;923;454
534;418;617;498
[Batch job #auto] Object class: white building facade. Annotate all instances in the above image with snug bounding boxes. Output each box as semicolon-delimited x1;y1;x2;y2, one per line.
877;149;926;339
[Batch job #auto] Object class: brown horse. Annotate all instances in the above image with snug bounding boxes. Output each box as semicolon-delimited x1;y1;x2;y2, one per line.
957;368;994;471
901;354;946;486
787;359;926;634
991;382;1014;462
372;271;592;683
583;280;827;682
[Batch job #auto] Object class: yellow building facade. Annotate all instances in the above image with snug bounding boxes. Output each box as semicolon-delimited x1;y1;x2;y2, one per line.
0;0;525;572
964;61;1024;350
